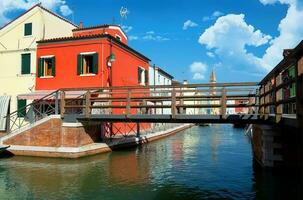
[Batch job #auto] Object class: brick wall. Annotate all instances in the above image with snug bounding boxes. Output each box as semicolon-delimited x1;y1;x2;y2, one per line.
3;119;101;147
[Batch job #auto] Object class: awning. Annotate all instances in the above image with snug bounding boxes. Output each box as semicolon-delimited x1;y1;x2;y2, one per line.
0;96;10;131
17;90;87;100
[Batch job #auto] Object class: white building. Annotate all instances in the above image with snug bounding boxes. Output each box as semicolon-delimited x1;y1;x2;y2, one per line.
149;65;174;114
0;4;77;113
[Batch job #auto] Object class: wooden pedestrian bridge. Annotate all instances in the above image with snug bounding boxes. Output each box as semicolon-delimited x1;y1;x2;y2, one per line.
4;79;301;134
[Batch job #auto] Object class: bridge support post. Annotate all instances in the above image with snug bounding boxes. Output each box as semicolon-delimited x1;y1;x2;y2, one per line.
136;123;140;138
251;124;302;168
251;125;282;167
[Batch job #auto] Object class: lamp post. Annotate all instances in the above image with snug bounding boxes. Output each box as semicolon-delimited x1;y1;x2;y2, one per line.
106;39;116;141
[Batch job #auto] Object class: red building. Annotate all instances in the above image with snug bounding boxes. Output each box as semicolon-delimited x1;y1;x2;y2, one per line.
36;25;149;90
35;24;151;135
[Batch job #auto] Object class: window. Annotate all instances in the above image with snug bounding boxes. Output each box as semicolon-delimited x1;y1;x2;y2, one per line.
21;53;31;74
77;53;98;75
38;56;55;77
115;34;122;41
24;23;32;36
138;67;146;85
17;99;27;117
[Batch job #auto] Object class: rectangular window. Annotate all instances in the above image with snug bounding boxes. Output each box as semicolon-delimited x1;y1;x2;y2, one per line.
77;53;98;75
21;53;31;74
24;23;32;36
17;99;27;117
38;56;55;77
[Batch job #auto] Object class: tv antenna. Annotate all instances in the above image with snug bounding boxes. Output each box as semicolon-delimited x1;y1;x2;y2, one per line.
120;6;129;26
120;7;129;19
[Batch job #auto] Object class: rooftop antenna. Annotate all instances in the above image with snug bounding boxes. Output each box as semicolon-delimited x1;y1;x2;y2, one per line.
120;6;129;26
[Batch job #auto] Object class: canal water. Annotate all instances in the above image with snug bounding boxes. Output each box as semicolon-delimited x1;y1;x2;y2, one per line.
0;125;302;200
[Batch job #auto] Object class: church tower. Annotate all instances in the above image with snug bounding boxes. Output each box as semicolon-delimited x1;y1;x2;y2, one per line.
209;68;219;115
210;68;216;83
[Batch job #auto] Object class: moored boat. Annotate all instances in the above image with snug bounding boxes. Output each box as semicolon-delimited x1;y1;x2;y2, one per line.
0;145;10;154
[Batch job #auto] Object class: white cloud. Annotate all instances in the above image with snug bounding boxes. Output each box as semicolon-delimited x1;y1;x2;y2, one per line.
193;73;205;80
190;62;207;80
0;0;73;25
59;5;73;16
260;0;303;67
128;31;169;42
129;35;138;41
214;62;223;68
122;25;133;33
199;14;272;71
183;20;198;30
206;51;215;58
146;31;155;34
142;31;169;41
213;11;224;17
203;11;224;21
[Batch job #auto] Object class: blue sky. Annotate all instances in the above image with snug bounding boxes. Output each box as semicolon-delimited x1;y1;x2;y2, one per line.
1;0;302;83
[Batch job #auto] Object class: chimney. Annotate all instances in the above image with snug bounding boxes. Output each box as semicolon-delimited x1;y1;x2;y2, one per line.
79;21;84;28
283;49;293;58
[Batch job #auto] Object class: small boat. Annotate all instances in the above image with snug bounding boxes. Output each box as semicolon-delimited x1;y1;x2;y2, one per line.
196;123;210;126
0;145;10;154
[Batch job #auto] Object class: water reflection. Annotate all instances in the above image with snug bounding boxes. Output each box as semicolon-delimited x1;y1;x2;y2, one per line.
0;125;302;200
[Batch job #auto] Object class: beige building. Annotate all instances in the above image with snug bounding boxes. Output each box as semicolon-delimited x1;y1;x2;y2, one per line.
0;4;77;112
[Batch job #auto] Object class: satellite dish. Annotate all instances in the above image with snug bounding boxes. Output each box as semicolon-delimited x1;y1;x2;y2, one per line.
120;7;129;19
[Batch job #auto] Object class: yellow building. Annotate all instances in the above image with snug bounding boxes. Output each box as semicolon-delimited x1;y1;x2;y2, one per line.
0;4;77;112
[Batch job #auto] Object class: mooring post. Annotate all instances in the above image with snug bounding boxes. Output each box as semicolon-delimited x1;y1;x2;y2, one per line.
126;89;131;116
60;91;65;118
136;122;140;137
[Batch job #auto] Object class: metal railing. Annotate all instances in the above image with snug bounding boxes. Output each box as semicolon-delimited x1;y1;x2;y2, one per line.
5;90;60;134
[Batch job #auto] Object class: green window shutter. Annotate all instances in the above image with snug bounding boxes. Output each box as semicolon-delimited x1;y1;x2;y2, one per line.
21;53;31;74
77;54;83;75
24;23;32;36
92;53;98;74
38;58;44;77
288;66;295;78
17;99;27;117
290;83;296;97
51;57;56;77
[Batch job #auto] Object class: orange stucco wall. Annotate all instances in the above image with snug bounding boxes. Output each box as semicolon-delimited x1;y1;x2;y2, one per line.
36;38;147;90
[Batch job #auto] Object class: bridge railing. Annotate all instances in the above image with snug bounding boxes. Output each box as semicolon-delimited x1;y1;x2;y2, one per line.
258;57;302;124
4;90;61;134
60;82;259;119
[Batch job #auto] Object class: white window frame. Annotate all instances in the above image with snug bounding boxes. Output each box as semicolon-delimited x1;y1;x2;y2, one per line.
138;66;146;85
40;55;55;78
